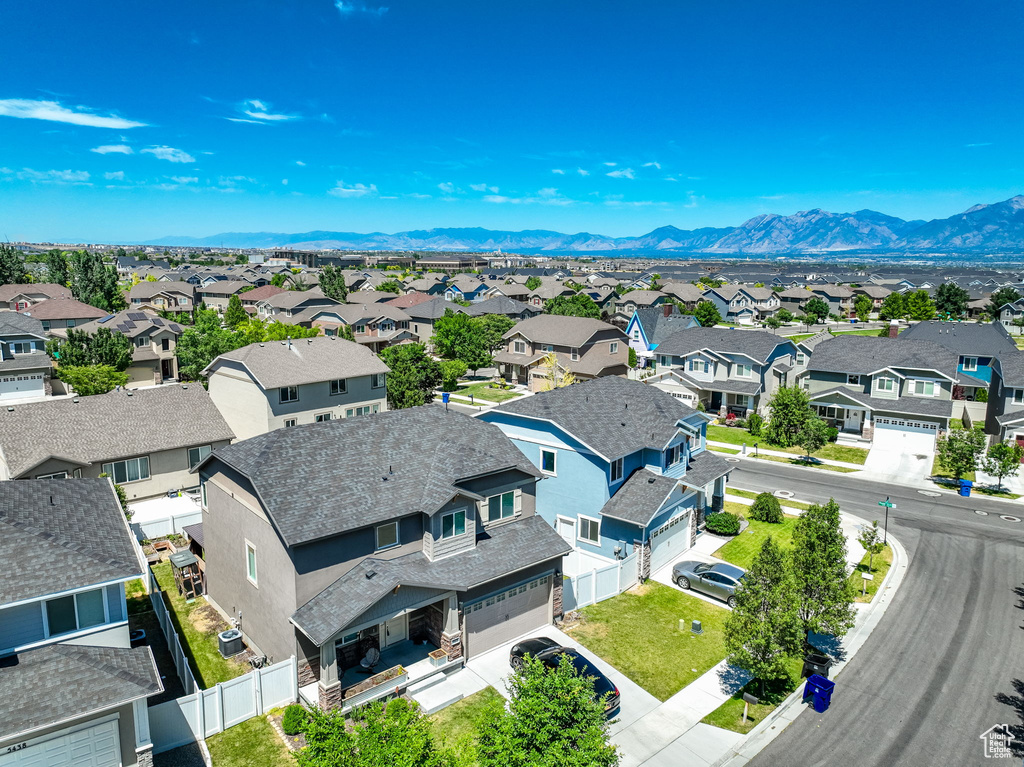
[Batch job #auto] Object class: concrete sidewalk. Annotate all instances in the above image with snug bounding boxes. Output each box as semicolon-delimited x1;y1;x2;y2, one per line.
707;441;867;471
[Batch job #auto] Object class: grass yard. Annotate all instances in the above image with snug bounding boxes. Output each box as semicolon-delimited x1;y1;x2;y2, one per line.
701;656;805;734
707;425;869;465
565;582;730;701
848;544;893;603
726;488;813;512
975;486;1023;499
929;454;975;483
713;514;800;570
782;333;815;342
749;453;859;473
151;562;249;688
207;716;294;767
125;578;151;615
830;328;883;337
709;445;741;455
428;686;502;750
455;380;523;403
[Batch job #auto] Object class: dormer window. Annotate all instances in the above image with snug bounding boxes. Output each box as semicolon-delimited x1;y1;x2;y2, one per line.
847;374;860;385
664;444;681;468
513;340;527;354
962;357;978;372
876;376;895;393
735;363;752;378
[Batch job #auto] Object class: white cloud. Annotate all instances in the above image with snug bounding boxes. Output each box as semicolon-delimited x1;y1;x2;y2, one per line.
282;179;288;185
664;176;678;182
104;171;125;180
404;192;431;199
551;168;565;175
603;161;617;167
335;1;388;16
642;161;662;169
226;118;265;124
170;176;198;184
239;99;298;122
15;168;90;183
295;160;306;166
483;188;576;206
0;98;146;129
577;168;590;176
91;144;133;155
438;181;464;195
606;168;636;179
141;146;196;163
965;142;993;148
470;183;499;193
217;175;256;188
328;180;378;198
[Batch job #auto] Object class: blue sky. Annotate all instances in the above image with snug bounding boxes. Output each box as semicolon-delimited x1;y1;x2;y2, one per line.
2;0;1022;243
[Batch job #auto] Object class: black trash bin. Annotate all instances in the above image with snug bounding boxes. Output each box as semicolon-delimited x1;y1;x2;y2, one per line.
802;651;834;679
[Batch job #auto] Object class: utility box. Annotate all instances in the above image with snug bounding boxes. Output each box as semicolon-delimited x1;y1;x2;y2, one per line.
218;628;243;658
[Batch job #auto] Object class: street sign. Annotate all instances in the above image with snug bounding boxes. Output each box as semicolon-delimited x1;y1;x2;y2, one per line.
878;500;895;508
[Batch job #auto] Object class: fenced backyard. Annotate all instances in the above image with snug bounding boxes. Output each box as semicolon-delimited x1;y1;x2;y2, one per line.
562;549;638;612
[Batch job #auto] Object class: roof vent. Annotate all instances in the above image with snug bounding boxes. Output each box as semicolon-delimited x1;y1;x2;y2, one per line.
647;476;656;484
126;391;133;396
365;569;377;580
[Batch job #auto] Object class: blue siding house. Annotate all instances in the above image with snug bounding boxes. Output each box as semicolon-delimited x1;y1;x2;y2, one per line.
624;306;701;364
480;377;731;578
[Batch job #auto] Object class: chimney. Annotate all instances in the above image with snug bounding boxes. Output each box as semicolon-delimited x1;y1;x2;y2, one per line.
663;303;673;318
888;319;899;339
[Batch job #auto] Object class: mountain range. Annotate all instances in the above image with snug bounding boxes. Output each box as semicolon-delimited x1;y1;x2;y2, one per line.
145;195;1024;255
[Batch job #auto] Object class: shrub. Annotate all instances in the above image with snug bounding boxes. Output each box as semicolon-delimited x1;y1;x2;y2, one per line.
975;388;989;403
705;511;741;536
732;417;748;429
749;492;783;523
826;426;839;443
282;704;308;735
747;413;764;437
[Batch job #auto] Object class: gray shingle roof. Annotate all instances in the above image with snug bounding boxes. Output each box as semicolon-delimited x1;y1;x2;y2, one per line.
203;336;390;388
183;522;204;549
680;449;732;488
464;296;539;317
0;644;161;740
291;515;569;645
809;386;954;419
0;311;47;338
404;296;468;320
599;469;679;526
20;298;108;321
503;315;623;348
0;351;52;373
0;478;142;604
655;327;795;364
807;336;960;377
996;352;1024;388
632;308;699;346
0;385;234;478
205;406;543;547
0;283;71;302
490;376;700;460
898;321;1018;358
661;370;762;396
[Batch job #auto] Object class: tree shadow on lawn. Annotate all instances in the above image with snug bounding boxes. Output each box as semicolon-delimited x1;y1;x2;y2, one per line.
716;663;752;695
808;633;847;664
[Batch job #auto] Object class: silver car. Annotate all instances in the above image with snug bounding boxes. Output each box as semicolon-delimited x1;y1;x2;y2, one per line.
671;560;746;608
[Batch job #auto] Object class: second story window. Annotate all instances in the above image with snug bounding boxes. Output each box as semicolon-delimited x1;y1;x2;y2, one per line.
135;336;148;348
284;418;297;427
664;444;681;468
610;342;619;354
246;542;258;586
441;509;466;539
570;347;580;361
610;456;623;483
376;521;399;550
1013;389;1024;405
488;491;515;521
912;380;936;397
315;413;332;422
45;588;107;637
513;340;527;354
330;379;347;395
962;357;978;372
280;386;298;403
188;445;212;469
735;363;752;378
876;376;895;393
371;373;385;389
796;351;806;365
847;374;860;385
102;456;150;484
541;449;556;475
162;338;170;351
9;341;34;354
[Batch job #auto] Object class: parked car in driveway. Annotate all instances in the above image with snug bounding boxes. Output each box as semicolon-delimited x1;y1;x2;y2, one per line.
509;637;621;714
671;560;746;607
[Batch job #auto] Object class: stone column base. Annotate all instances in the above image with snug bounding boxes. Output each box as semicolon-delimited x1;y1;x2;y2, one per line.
440;631;463;661
135;746;154;767
319;681;342;711
552;576;564;619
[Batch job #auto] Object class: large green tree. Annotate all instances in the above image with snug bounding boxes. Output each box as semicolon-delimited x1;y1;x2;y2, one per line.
525;276;542;291
377;278;405;294
988;286;1022;319
318;264;349;302
765;385;813;448
45;327;133;371
477;314;516;353
981;440;1024;491
0;244;29;285
791;499;856;641
936;424;987;481
45;249;69;286
693;300;722;327
905;289;936;321
724;537;803;696
878;292;906;321
432;310;493;373
934;282;970;318
543;294;601;319
57;365;129;396
224;294;247;328
803;297;830;323
175;308;244;381
477;654;618;767
69;250;125;312
854;294;873;322
379;343;442;409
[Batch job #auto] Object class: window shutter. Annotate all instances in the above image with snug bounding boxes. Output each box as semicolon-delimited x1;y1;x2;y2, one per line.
514;488;522;513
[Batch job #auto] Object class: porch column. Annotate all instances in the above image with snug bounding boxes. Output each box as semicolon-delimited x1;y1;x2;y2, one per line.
711;477;725;513
439;595;463;662
317;640;342;710
133;698;154;767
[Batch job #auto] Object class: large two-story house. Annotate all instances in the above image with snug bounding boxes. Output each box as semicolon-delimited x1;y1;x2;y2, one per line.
202;336;390;440
76;310;186;386
0;385;234;500
624;306;700;365
481;377;730;580
985;351;1024;446
23;297;107;337
0;312;53;400
494;315;629;391
196;406;569;712
701;286;780;324
646;327;798;415
0;479;162;767
127;281;196;314
800;335;959;451
291;304;417;352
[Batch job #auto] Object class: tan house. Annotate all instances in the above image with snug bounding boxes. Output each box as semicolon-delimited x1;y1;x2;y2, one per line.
0;283;72;311
127;281;196;313
495;315;629;391
291;304;418;352
23;297;107;337
76;310;186;386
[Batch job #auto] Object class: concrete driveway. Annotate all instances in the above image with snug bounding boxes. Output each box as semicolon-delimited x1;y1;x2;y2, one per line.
465;623;661;736
862;443;933;485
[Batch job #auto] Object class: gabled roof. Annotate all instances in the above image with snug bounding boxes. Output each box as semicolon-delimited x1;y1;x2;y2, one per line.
77;310;185;339
261;287;331;310
629;308;700;347
0;311;47;339
0;478;142;605
202;406;543;547
489;376;700;461
0;283;71;302
464;296;540;317
20;298;107;321
387;291;435;309
809;386;953;419
502;315;623;347
238;284;287;303
599;469;683;526
127;281;195;299
898;321;1018;359
807;336;959;377
404;296;468;320
617;290;666;306
0;386;234;478
655;327;795;364
993;352;1024;389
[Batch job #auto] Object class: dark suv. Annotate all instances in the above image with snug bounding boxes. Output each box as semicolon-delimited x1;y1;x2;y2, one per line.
509;637;620;715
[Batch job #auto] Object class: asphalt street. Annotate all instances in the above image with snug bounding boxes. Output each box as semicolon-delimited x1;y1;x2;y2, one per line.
730;460;1024;767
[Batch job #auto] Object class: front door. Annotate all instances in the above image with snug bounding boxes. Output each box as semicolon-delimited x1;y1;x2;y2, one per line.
557;517;575;548
844;409;861;432
383;615;407;648
161;357;175;380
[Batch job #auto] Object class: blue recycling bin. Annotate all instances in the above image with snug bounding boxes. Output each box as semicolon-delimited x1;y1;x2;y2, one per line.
442;392;450;404
803;673;835;713
959;479;973;497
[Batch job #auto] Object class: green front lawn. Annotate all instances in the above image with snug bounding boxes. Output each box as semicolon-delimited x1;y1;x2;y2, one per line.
709;445;741;455
707;425;869;465
749;453;860;473
206;716;294;767
151;562;249;688
125;578;151;615
849;544;893;603
930;454;975;482
726;488;813;512
831;328;883;337
713;514;799;570
782;333;815;343
455;381;523;403
428;686;503;750
566;582;730;701
701;656;805;734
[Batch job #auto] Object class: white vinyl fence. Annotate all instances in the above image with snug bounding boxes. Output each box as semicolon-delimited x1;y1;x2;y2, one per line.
149;571;199;695
132;509;203;541
562;549;638;612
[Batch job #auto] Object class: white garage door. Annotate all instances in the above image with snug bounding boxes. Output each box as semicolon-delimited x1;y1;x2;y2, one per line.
0;373;45;401
464;575;552;658
650;511;691;572
873;417;938;453
0;719;121;767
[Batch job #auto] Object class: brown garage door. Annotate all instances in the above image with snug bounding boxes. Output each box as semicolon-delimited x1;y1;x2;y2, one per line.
464;574;552;658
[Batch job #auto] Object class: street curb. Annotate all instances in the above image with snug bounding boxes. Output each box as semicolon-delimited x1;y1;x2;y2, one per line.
707;517;908;767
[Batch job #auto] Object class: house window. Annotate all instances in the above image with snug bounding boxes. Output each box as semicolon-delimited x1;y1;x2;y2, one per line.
346;405;377;417
331;379;347;395
513;340;526;354
9;341;34;354
188;445;212;469
339;631;360;646
102;456;150;484
610;342;619;354
876;376;895;393
659;355;670;367
962;357;978;372
570;347;580;361
441;509;466;539
541;449;557;475
355;324;366;334
664;444;681;468
36;471;67;479
1013;389;1024;405
44;589;107;637
578;516;600;544
632;330;640;340
66;318;76;328
201;481;208;509
488;491;515;521
611;457;623;483
279;386;299;403
912;380;936;397
371;373;385;389
847;374;860;385
796;351;806;365
161;337;171;352
376;521;399;550
284;418;297;427
246;542;258;586
40;320;50;332
540;344;554;353
735;363;752;378
315;413;332;422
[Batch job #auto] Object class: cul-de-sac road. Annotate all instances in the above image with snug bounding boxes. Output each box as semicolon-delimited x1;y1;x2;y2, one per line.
728;460;1024;766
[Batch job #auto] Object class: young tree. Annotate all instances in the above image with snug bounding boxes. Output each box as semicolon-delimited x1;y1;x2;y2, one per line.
45;249;69;286
749;491;783;523
0;244;29;285
224;294;248;328
318;264;349;302
535;351;577;391
543;294;601;319
982;440;1024;491
765;385;812;447
764;315;783;332
270;272;288;288
796;416;830;460
905;289;936;321
440;359;468;392
261;321;320;342
936;425;987;481
934;282;970;318
878;292;906;321
693;300;722;327
57;365;129;396
525;276;542;291
776;307;793;323
854;294;873;322
477;654;618;767
987;287;1022;319
628;346;638;368
377;278;405;294
791;499;856;641
69;250;125;312
432;310;493;373
724;537;803;697
379;343;442;409
857;520;886;574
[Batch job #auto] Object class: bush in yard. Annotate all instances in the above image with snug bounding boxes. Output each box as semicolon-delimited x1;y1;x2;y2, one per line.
749;492;783;524
826;426;839;443
732;417;747;429
975;387;989;403
746;413;764;437
282;704;308;735
704;511;741;536
440;359;468;392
